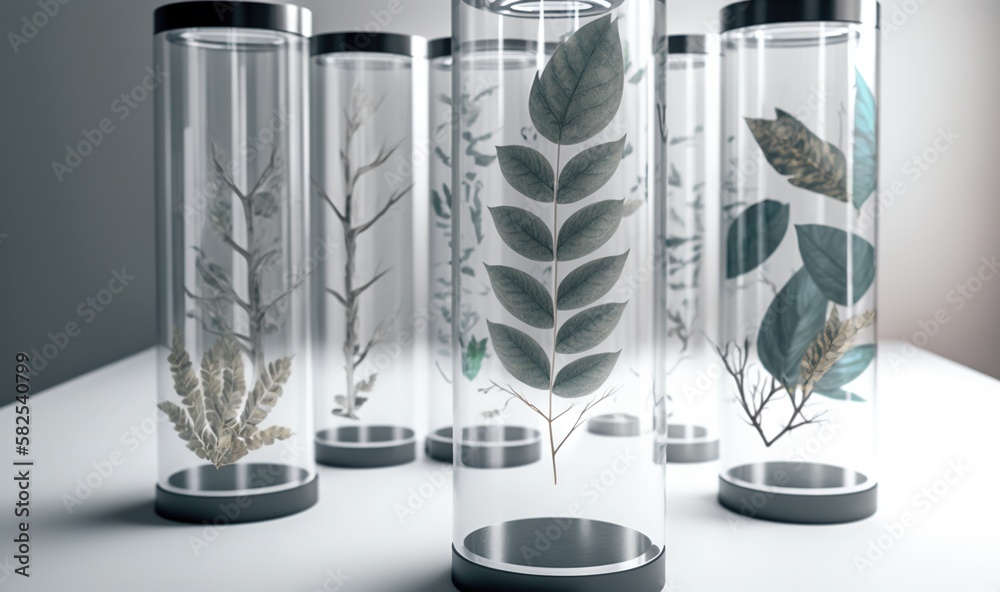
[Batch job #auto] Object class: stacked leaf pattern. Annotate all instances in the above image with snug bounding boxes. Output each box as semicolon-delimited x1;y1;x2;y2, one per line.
485;14;628;484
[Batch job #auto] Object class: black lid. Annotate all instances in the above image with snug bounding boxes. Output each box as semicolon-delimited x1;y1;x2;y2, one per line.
719;0;879;33
154;1;311;36
667;34;710;55
428;37;452;59
311;32;423;57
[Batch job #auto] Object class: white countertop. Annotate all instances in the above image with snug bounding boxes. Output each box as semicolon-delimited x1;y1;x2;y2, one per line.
1;342;997;591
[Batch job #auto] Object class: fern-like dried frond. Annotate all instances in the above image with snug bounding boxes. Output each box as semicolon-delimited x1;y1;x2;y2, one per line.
218;338;247;430
239;357;293;432
247;426;294;451
158;401;208;460
800;307;876;394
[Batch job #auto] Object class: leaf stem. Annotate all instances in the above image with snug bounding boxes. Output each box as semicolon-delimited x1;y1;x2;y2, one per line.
547;143;562;485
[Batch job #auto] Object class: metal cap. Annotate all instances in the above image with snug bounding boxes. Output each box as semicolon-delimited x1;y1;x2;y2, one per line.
154;1;312;36
667;34;710;55
311;32;424;57
428;37;452;59
719;0;880;33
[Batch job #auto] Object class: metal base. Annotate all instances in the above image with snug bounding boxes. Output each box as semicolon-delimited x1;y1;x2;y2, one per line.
586;413;640;437
719;461;877;524
316;425;416;468
155;463;318;524
663;424;719;463
441;425;543;469
453;518;664;591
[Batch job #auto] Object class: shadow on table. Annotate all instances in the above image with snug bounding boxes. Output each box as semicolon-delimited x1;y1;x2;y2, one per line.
405;569;458;592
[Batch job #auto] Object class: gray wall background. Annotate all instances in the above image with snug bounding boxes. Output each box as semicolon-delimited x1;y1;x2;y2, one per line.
1;0;998;406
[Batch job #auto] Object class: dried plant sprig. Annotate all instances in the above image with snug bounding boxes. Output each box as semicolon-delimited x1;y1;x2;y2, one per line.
159;328;294;468
800;307;876;396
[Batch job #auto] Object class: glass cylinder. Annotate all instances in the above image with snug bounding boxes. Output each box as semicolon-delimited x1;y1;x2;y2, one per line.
658;34;721;463
154;1;316;523
717;0;879;523
451;1;665;589
310;32;420;468
425;37;546;468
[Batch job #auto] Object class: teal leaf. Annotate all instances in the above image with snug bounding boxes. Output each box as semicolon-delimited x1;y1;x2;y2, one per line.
431;188;450;220
726;200;790;279
484;264;554;329
813;388;866;402
795;224;876;306
556;199;625;261
489;206;554;262
552;351;621;398
556;136;626;204
814;343;875;392
853;69;878;210
556;251;629;311
486;321;550;390
462;336;488;381
757;269;829;388
496;145;554;203
555;302;627;354
745;109;847;201
528;15;625;145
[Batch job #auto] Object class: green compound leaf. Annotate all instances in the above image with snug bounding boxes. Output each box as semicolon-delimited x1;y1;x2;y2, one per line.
757;269;829;388
489;206;553;262
552;351;621;398
726;200;789;279
556;136;626;204
796;224;876;306
529;14;625;145
746;109;847;201
556;199;625;261
484;264;554;329
496;145;554;203
555;302;627;354
461;335;489;381
487;321;550;390
556;251;629;311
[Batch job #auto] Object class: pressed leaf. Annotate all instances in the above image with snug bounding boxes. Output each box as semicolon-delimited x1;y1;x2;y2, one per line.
552;351;621;398
556;251;629;310
496;145;554;203
487;321;550;390
529;14;625;145
462;336;488;381
757;269;829;388
726;200;790;278
853;69;878;210
484;264;555;329
556;136;627;204
814;343;876;392
800;307;877;395
490;206;553;262
746;109;847;201
555;302;627;354
796;224;876;305
247;426;293;451
239;356;292;429
556;199;625;261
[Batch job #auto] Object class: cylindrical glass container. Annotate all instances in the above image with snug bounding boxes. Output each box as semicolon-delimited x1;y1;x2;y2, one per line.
425;37;545;467
659;34;721;463
310;32;420;468
154;1;316;523
452;1;665;589
717;0;879;523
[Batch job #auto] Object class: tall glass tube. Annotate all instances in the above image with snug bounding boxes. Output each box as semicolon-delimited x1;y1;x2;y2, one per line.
154;1;317;523
717;0;879;523
310;32;420;468
452;0;665;589
425;37;545;467
660;34;721;463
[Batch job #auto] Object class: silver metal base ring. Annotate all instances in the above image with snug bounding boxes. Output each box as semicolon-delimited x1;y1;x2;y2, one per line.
316;425;416;468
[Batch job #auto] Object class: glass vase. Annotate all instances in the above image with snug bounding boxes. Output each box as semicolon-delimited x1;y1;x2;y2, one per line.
717;0;879;523
154;1;317;523
451;0;665;588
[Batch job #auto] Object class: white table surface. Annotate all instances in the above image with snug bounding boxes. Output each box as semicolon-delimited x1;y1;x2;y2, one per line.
1;342;997;591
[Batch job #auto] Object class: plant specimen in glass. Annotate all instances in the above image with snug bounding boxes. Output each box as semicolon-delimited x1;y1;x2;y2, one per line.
718;70;878;447
485;15;628;484
313;84;412;420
